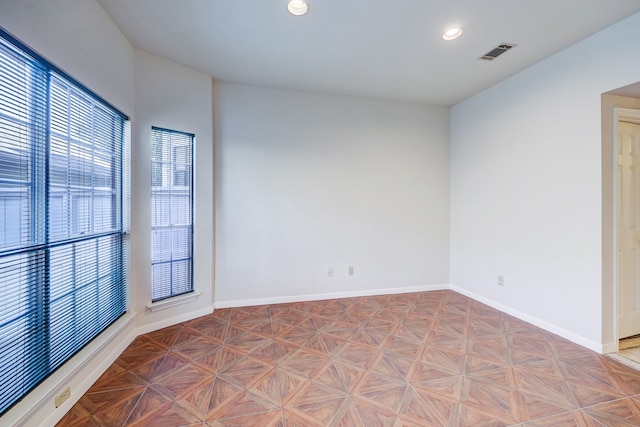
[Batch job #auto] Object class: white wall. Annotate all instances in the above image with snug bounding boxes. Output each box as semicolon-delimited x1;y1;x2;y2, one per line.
0;0;134;115
0;1;137;426
450;12;640;351
215;83;450;306
131;50;215;332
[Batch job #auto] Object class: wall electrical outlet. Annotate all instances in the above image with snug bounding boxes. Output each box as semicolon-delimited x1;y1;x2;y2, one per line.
55;386;71;408
498;275;504;287
348;266;354;276
327;267;333;277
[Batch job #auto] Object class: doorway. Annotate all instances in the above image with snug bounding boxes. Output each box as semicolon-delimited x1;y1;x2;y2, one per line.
616;108;640;353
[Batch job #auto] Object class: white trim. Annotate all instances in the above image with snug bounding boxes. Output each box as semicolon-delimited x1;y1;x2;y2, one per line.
147;291;202;312
451;286;603;353
615;107;640;125
214;284;450;309
136;305;213;336
5;312;137;427
602;341;619;354
612;108;620;347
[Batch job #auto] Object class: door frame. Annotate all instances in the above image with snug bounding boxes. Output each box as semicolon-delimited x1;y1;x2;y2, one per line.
613;107;640;349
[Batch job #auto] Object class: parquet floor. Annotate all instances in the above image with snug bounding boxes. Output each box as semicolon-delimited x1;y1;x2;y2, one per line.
56;290;640;426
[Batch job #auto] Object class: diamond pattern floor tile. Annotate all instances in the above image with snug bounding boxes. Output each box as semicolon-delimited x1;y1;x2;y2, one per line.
207;409;284;427
55;290;640;426
56;386;146;427
283;397;362;427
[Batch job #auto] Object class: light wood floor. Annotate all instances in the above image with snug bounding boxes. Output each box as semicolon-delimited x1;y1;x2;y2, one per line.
608;336;640;373
56;290;640;426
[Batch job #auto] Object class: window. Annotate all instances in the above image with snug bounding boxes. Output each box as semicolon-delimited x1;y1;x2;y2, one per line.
151;127;193;301
0;31;127;414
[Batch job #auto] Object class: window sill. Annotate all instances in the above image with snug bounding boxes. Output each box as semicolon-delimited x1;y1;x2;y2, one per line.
147;291;202;312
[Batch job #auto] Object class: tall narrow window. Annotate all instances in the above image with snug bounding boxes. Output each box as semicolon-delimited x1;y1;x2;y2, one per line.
0;30;126;415
151;127;193;301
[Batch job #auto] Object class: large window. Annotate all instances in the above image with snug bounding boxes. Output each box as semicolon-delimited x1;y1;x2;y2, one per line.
151;127;193;301
0;31;127;414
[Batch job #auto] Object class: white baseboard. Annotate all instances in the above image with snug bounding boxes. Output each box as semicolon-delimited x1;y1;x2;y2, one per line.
135;306;214;336
215;284;450;309
4;312;138;427
451;286;603;353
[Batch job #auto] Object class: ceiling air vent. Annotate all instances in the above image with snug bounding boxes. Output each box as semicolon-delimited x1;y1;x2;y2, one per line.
479;43;517;61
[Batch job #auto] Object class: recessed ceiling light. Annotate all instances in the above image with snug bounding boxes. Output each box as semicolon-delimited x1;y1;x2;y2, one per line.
442;27;463;41
287;0;309;16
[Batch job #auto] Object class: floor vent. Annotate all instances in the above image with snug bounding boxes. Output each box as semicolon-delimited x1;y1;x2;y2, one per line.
479;43;517;61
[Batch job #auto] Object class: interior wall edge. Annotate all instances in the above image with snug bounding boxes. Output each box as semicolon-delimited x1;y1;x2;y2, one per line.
135;306;214;337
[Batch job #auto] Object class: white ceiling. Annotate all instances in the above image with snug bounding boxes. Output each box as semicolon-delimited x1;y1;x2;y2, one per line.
97;0;640;106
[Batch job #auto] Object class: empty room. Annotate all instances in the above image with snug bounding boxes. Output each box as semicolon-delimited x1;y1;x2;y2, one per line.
2;0;640;425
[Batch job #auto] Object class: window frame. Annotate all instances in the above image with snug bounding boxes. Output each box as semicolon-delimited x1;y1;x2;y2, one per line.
0;28;128;416
150;126;194;302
